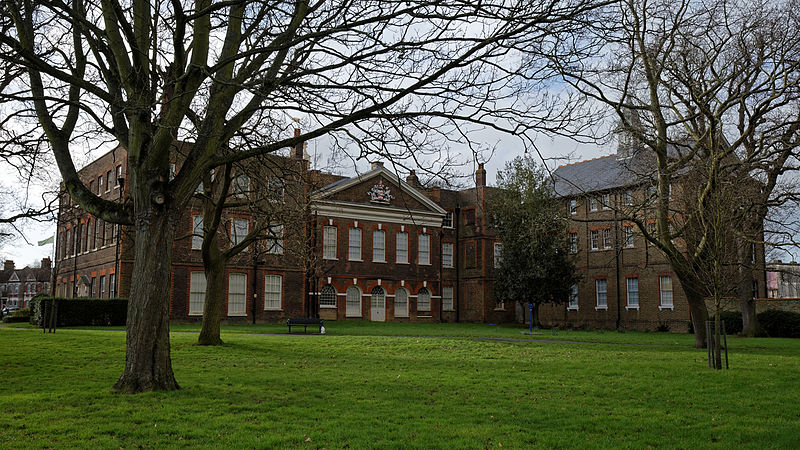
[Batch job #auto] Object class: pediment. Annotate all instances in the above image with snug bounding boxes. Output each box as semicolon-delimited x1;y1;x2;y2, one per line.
313;167;445;215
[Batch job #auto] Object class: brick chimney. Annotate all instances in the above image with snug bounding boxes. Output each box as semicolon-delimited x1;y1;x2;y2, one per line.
4;260;14;271
291;121;304;159
371;161;384;170
41;257;52;270
475;163;487;187
406;169;420;188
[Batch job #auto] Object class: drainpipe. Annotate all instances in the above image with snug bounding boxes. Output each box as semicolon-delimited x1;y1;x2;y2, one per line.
251;243;258;325
455;205;461;323
114;177;125;298
614;195;621;330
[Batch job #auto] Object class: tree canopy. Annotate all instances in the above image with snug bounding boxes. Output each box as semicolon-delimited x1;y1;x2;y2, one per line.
489;156;580;325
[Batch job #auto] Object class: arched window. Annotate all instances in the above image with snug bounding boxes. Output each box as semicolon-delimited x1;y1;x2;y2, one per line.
320;285;337;307
371;286;385;308
346;285;361;317
395;287;409;317
417;287;431;312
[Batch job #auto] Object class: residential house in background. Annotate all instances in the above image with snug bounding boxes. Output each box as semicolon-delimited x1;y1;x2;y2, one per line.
0;258;52;309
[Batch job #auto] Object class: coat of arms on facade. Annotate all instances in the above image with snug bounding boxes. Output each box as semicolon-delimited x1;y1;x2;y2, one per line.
368;182;393;204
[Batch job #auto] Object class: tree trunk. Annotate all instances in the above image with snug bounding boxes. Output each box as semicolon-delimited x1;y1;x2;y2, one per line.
198;238;226;346
739;296;764;337
113;198;180;393
713;298;722;370
686;291;709;349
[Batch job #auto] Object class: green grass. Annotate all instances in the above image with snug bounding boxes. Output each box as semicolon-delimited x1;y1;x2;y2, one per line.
1;324;798;448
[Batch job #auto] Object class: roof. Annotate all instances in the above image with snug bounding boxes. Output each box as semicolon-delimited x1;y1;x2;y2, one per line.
552;151;662;197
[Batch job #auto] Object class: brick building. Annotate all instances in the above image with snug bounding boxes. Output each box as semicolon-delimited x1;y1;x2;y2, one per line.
53;145;513;324
0;259;52;309
537;149;766;331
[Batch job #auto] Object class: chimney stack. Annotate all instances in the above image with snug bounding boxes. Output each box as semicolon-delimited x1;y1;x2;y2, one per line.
41;257;52;270
291;120;304;159
475;163;487;187
4;260;14;271
406;169;420;187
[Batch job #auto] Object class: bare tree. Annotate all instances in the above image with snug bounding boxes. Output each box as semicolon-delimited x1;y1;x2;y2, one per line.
1;0;603;392
552;0;800;347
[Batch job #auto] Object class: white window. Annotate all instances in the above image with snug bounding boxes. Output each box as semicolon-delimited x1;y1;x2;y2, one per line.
98;175;103;193
568;284;579;310
569;199;577;215
626;277;639;308
110;273;117;297
189;272;206;315
442;212;453;228
232;218;248;247
569;232;578;253
192;215;203;250
106;170;112;192
227;273;247;316
348;227;362;260
595;279;607;309
494;242;502;267
589;197;598;211
602;228;612;249
418;234;430;265
371;286;385;312
373;229;386;262
323;226;337;259
659;276;674;309
232;174;250;197
442;243;454;268
624;189;633;205
624;225;634;248
396;232;409;263
264;275;282;310
266;224;284;254
602;193;611;209
268;177;285;202
100;275;106;298
395;287;409;317
442;286;454;310
320;285;337;308
647;222;656;236
417;287;431;312
346;285;361;317
590;230;599;250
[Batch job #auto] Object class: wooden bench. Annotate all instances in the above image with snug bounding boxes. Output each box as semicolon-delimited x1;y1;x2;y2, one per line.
287;317;324;334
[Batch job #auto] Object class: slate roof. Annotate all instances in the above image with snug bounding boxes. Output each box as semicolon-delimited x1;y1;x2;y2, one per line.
552;153;658;197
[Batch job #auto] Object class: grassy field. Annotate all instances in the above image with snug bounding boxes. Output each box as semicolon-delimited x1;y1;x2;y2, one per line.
1;323;798;448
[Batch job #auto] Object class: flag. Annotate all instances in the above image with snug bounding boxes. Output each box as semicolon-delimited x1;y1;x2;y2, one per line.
37;236;54;246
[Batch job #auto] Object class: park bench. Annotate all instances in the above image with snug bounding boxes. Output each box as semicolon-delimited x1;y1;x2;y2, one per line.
286;317;324;334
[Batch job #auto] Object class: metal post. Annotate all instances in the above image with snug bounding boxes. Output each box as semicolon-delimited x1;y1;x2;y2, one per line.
529;303;533;334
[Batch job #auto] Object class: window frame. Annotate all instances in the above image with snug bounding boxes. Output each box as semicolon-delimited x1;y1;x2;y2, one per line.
346;285;362;317
569;232;578;254
348;227;362;261
569;199;577;215
602;228;612;249
396;231;409;263
265;224;284;255
192;215;204;250
189;272;206;315
323;226;337;260
417;287;431;312
442;286;454;311
568;284;579;310
442;242;454;268
264;274;283;310
418;234;431;265
227;273;248;316
373;229;386;262
394;287;409;317
319;285;337;308
624;225;634;248
659;275;674;310
590;229;599;250
589;197;598;211
231;217;249;248
626;277;639;309
595;278;608;310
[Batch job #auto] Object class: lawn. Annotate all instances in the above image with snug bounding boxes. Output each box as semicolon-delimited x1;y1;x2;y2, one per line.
0;323;798;448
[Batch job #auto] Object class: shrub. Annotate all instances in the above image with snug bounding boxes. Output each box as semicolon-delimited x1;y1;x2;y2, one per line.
2;308;31;323
656;322;670;332
720;311;743;335
30;297;127;327
757;309;800;339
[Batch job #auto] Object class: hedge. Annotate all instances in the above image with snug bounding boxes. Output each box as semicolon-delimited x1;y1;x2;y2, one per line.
2;308;31;323
757;309;800;339
30;297;128;327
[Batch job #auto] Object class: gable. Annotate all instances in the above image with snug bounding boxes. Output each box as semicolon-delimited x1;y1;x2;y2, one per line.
312;167;446;227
